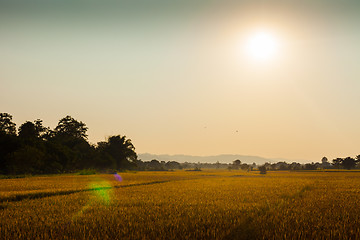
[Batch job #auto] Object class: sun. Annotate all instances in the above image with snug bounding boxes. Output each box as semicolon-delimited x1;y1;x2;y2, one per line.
243;30;280;62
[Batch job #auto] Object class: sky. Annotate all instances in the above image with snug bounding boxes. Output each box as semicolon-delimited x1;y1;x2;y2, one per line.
1;0;360;162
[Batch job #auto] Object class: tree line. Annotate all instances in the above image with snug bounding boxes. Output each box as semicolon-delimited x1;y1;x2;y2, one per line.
1;112;359;175
0;113;137;174
245;156;360;172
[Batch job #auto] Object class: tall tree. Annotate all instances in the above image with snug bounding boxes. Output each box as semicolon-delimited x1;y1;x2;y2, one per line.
332;158;343;169
34;119;49;139
342;157;357;170
54;115;88;139
50;116;91;171
19;119;50;140
0;113;16;135
0;113;19;173
18;121;38;139
97;135;137;169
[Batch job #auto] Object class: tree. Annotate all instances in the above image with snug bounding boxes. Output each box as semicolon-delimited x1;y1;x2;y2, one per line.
149;159;162;170
54;116;88;139
165;161;182;170
321;157;328;164
215;161;220;169
0;113;16;135
18;121;38;139
304;163;317;170
259;165;267;174
232;159;241;170
97;135;137;169
7;145;45;174
233;159;241;165
50;116;90;170
342;157;357;170
34;119;49;139
240;163;250;171
0;113;142;173
289;162;302;170
278;162;289;170
0;131;20;174
332;158;343;169
321;156;331;169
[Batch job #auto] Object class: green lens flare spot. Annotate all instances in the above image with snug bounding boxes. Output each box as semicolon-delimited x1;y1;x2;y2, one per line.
88;180;113;205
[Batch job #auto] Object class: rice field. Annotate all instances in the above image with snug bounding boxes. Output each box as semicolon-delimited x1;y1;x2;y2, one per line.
1;170;360;239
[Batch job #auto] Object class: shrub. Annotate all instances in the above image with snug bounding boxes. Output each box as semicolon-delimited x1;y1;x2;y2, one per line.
259;166;267;174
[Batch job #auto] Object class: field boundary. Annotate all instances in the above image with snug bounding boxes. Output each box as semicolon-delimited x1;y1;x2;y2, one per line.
0;180;172;204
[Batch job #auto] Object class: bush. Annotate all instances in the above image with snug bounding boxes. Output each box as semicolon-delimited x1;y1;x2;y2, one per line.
259;166;267;174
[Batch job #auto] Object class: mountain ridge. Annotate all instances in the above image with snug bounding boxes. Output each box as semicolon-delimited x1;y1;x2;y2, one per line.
138;153;306;164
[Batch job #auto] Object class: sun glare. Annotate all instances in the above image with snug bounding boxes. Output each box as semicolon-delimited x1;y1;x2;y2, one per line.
243;30;280;62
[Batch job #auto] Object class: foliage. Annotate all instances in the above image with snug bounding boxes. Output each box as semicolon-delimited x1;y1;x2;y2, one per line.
332;158;343;169
259;165;267;174
54;115;88;140
0;131;20;174
18;121;38;139
7;145;45;174
0;113;16;135
1;112;360;175
342;157;357;170
97;135;137;170
19;119;49;140
0;113;138;174
332;157;359;170
304;163;317;170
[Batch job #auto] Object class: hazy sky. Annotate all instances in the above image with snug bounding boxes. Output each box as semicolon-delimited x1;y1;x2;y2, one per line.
1;0;360;162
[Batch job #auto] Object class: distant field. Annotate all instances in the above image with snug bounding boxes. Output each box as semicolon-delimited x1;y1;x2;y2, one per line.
1;170;360;239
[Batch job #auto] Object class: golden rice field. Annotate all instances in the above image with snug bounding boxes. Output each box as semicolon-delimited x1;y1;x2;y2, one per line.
1;170;360;239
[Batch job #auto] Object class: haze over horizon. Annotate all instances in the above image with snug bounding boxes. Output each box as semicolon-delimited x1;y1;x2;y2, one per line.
1;0;360;162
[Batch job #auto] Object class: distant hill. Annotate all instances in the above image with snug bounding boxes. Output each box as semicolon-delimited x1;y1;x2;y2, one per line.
138;153;287;164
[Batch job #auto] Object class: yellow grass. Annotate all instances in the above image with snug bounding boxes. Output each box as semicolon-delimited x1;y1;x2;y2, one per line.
1;170;360;239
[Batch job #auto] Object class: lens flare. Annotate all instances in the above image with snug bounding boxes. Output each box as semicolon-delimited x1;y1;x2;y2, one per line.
114;173;123;182
72;178;113;221
88;180;112;205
